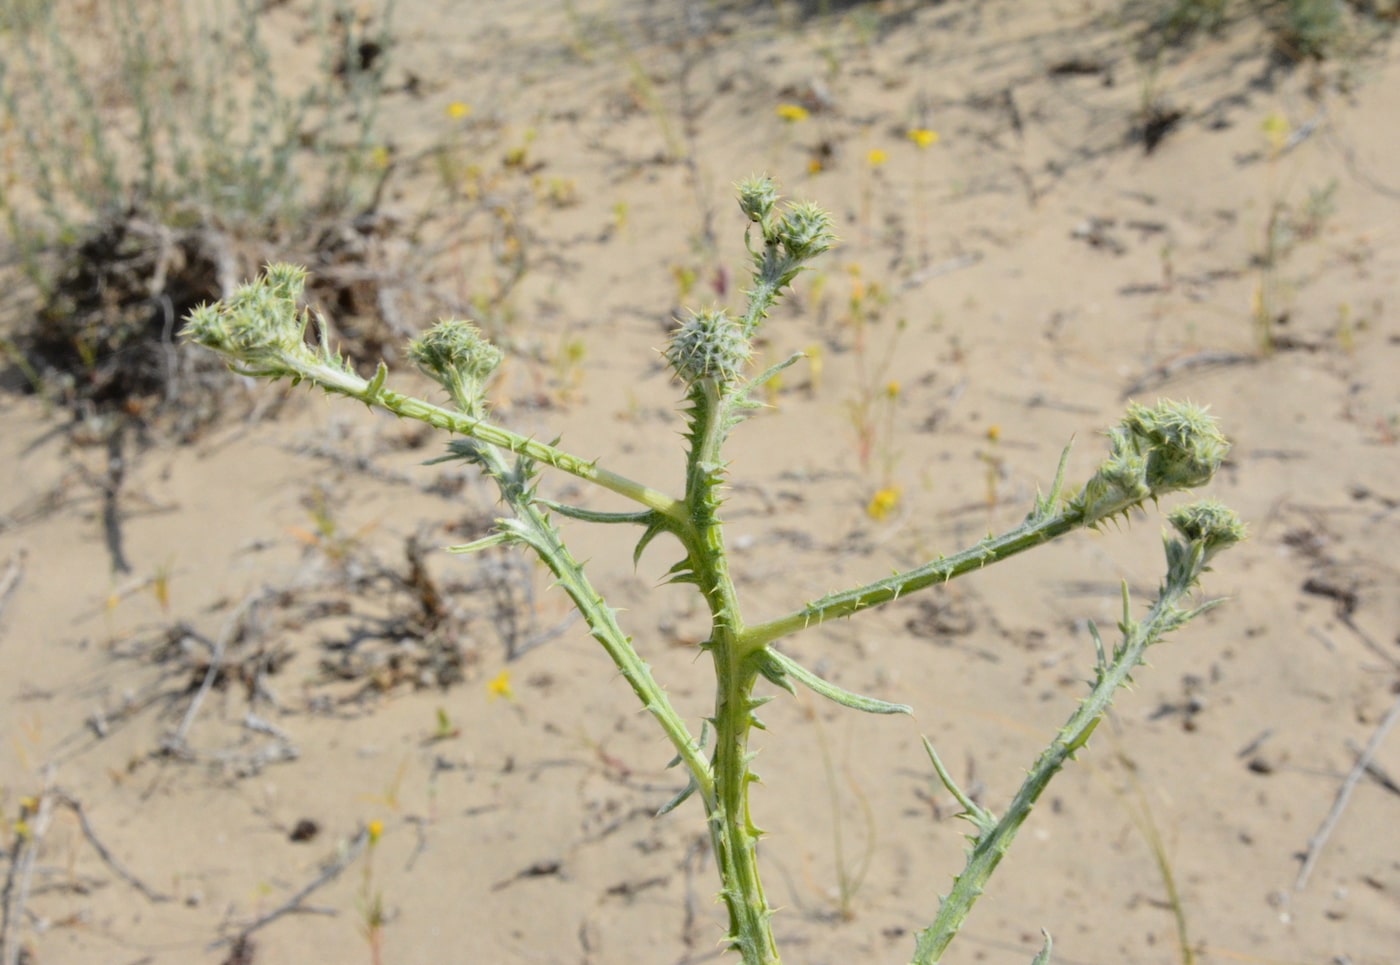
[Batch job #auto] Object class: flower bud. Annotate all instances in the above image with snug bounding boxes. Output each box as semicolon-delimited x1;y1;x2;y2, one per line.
183;263;310;363
1072;401;1230;525
665;308;751;386
776;202;836;261
1123;401;1230;493
736;176;779;225
409;319;503;414
1169;500;1246;558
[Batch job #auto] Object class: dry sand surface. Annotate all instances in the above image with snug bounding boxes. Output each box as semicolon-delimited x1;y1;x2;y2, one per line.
2;2;1399;963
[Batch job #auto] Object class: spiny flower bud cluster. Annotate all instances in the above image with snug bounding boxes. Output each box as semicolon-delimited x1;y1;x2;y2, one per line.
737;176;779;225
408;318;503;415
183;263;312;366
735;176;836;304
775;201;836;262
1073;400;1230;524
1162;498;1247;587
1169;500;1247;559
664;308;751;387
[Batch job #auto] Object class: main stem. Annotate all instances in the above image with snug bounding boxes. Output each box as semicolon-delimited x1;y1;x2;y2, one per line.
686;380;779;964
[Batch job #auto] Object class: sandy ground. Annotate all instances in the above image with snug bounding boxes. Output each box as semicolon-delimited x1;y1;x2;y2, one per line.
2;2;1399;964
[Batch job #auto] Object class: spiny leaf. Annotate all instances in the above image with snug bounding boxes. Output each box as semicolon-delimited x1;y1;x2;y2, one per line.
1030;929;1053;965
539;500;654;526
633;515;671;568
661;558;700;586
446;531;515;555
656;778;697;817
755;654;798;696
757;648;911;715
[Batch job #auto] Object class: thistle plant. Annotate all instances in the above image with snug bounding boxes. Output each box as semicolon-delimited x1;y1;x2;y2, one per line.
184;176;1243;964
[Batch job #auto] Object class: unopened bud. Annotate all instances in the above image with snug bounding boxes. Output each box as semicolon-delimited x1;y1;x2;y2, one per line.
409;319;503;414
665;308;751;387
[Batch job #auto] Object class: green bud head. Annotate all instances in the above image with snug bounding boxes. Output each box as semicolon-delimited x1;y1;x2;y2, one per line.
777;202;836;261
736;176;779;225
1123;401;1230;493
1169;500;1247;557
409;319;503;411
665;308;751;386
183;263;309;362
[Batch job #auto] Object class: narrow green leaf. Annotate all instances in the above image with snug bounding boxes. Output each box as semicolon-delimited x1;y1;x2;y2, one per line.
656;778;697;817
755;653;797;695
747;352;804;392
539;500;654;526
759;648;911;715
633;515;670;568
446;531;514;554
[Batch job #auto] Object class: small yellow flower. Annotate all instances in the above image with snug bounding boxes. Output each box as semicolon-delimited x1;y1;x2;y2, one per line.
1261;111;1290;155
986;424;1001;442
487;668;514;701
776;103;810;123
866;486;901;521
368;145;391;170
867;148;888;167
367;819;384;845
884;380;901;399
907;128;939;149
807;157;824;174
446;101;471;120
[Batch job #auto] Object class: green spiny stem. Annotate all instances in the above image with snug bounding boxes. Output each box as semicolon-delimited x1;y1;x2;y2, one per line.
746;507;1083;649
250;351;689;528
461;442;714;808
739;275;784;338
709;648;778;963
748;400;1230;651
910;574;1211;964
182;274;688;526
681;380;778;963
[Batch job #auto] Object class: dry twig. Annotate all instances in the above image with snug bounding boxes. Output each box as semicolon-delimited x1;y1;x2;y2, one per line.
0;776;54;965
210;828;369;949
53;791;173;904
1295;692;1400;889
0;550;25;638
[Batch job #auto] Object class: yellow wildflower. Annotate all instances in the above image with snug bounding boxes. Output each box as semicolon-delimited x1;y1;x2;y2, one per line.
884;380;901;399
776;103;810;123
986;424;1001;442
487;668;514;700
807;157;824;174
446;101;471;120
367;819;384;845
867;148;888;167
1261;111;1290;155
866;486;901;521
907;128;939;149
